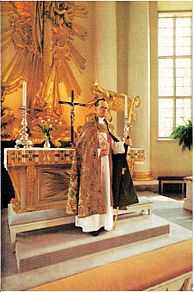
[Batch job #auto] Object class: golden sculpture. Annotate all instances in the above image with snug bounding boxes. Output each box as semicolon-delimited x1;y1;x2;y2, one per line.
1;1;88;140
1;86;17;139
83;82;141;139
91;82;140;123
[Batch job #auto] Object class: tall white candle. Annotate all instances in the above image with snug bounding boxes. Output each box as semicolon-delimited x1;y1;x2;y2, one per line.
22;80;27;108
124;95;128;118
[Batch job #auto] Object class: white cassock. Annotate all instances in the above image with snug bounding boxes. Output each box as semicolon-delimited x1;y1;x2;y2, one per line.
75;117;125;232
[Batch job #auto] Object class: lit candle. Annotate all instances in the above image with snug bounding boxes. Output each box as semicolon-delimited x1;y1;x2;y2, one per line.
22;80;27;108
124;95;128;118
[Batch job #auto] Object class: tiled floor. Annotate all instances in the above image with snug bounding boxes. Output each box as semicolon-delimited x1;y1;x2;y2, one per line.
138;191;192;230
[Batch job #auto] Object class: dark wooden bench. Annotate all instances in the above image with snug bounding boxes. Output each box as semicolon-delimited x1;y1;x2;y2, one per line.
157;176;186;196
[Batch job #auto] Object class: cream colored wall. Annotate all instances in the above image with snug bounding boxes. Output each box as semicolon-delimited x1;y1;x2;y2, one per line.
150;2;192;177
158;1;192;11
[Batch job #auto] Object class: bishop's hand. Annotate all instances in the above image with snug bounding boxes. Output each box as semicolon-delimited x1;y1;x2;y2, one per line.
124;136;132;146
100;148;109;156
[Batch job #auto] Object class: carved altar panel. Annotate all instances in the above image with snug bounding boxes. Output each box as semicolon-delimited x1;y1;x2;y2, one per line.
4;148;75;213
37;166;71;205
127;148;145;176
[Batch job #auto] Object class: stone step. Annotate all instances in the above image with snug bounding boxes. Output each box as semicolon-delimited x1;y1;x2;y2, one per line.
15;214;169;272
9;197;152;245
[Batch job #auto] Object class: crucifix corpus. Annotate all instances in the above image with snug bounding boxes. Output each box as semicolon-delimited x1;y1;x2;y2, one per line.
59;90;86;145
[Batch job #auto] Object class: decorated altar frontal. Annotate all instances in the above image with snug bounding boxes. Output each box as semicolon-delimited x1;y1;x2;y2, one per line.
4;148;75;213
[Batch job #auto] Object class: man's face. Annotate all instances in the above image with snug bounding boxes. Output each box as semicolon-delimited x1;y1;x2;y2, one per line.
96;100;109;118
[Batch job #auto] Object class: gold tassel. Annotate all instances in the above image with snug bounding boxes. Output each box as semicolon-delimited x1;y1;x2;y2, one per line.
113;207;119;229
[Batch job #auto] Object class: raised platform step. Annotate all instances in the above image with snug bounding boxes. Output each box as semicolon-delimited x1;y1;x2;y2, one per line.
8;197;153;244
16;214;169;272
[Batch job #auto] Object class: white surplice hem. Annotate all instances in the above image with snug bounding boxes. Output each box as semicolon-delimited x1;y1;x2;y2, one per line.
75;207;114;232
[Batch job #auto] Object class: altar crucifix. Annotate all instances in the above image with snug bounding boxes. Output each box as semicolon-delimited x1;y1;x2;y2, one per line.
59;90;86;145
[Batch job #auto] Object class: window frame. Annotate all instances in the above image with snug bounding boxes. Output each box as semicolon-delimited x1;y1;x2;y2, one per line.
157;11;192;139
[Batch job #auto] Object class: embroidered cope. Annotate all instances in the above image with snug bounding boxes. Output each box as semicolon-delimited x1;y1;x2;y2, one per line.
75;117;114;232
66;117;124;232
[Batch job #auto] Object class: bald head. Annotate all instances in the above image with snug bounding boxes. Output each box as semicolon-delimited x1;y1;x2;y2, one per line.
95;99;109;118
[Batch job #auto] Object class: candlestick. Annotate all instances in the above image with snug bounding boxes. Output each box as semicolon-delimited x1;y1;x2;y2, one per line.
124;95;128;118
123;95;129;139
22;80;27;108
15;80;32;148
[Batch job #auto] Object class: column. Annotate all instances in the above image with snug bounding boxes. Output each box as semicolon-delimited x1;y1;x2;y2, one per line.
117;1;130;138
128;2;153;180
94;2;118;133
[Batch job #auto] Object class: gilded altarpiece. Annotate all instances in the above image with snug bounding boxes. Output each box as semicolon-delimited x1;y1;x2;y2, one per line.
1;2;88;141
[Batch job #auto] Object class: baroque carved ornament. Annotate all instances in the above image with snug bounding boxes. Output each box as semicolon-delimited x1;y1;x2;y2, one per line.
1;1;88;140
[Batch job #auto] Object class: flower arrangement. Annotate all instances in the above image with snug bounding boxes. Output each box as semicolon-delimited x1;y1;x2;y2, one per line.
38;119;52;140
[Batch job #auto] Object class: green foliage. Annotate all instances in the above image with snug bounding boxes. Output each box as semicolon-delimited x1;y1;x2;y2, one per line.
170;120;192;151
